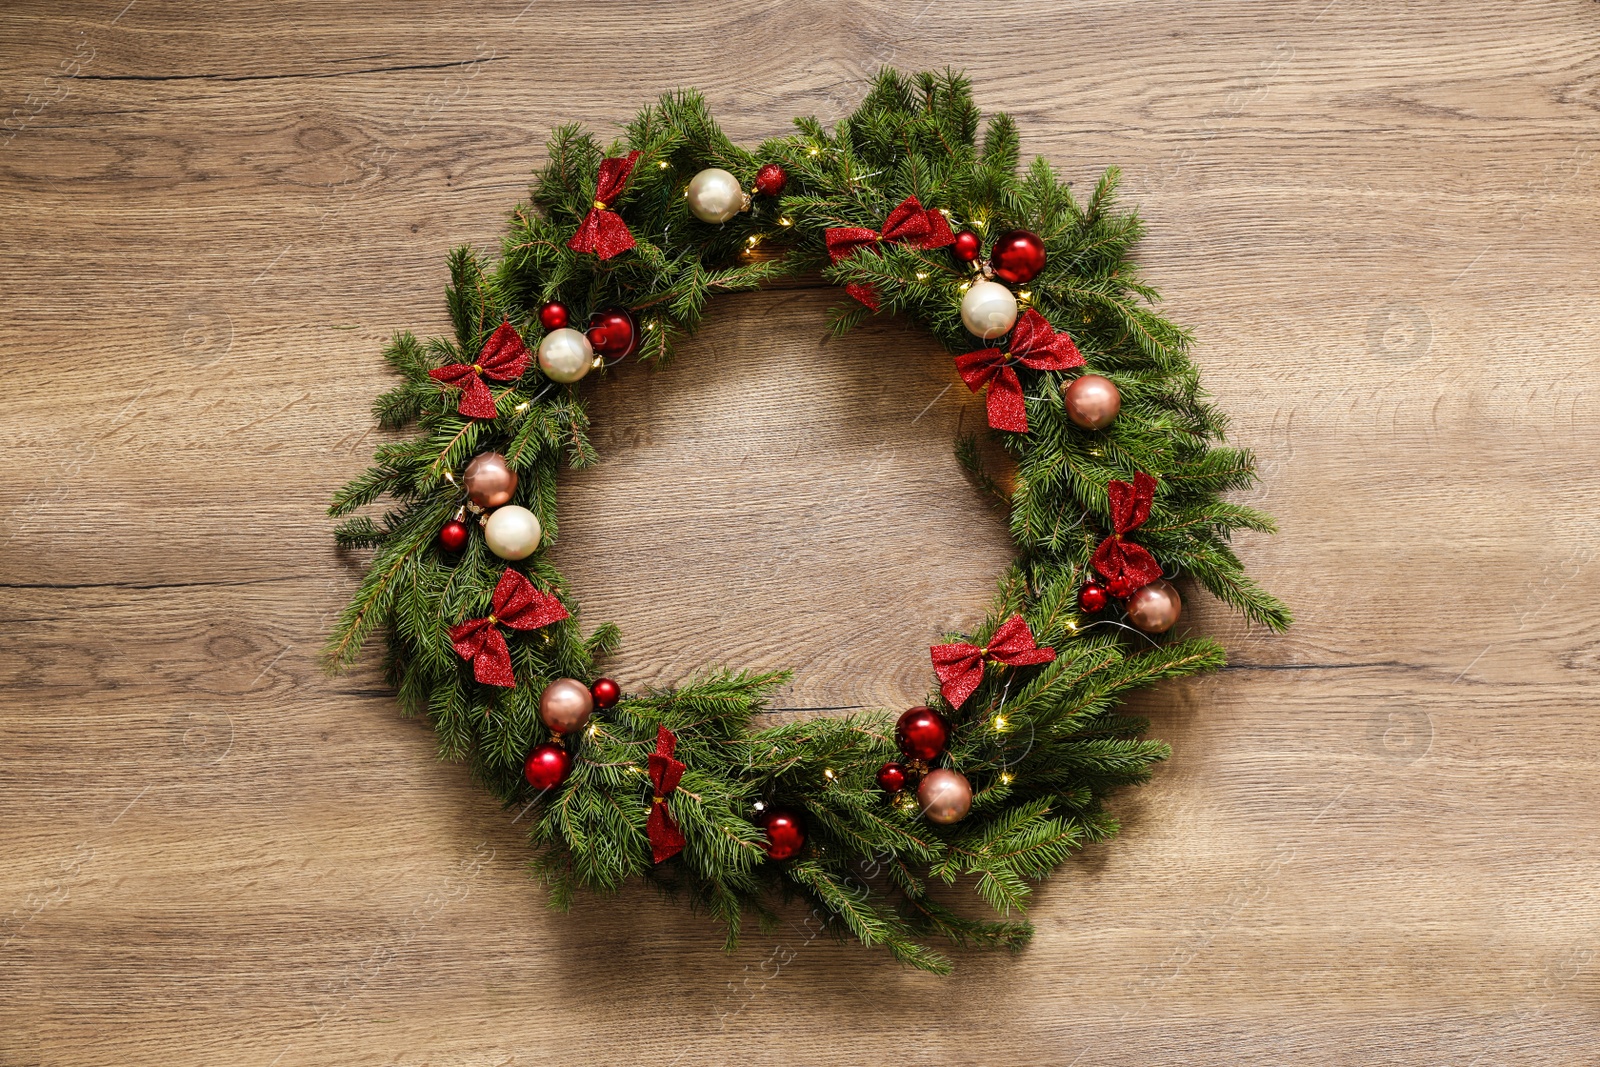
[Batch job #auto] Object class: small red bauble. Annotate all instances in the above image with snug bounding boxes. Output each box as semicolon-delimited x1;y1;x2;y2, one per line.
952;230;982;263
990;229;1047;284
523;742;572;791
759;806;807;861
438;519;469;552
589;677;620;709
538;301;570;331
586;308;638;360
1079;582;1109;613
895;706;951;762
876;761;908;794
754;163;787;197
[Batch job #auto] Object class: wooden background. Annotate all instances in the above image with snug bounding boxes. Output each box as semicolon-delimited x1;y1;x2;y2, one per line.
3;1;1597;1063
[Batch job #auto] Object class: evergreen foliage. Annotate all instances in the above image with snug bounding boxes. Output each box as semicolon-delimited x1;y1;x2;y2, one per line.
326;69;1288;972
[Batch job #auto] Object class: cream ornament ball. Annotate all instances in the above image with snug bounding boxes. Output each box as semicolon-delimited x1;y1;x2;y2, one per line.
536;328;594;384
685;167;749;224
483;505;542;561
960;280;1018;339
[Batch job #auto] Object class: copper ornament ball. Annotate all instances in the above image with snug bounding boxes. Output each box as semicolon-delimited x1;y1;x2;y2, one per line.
1064;374;1121;430
917;768;973;825
463;452;518;509
538;678;594;735
1126;579;1182;634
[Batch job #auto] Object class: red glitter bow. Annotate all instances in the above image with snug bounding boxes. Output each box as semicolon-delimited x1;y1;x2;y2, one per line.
566;150;642;260
646;725;687;863
447;568;570;687
1092;472;1163;597
824;195;956;310
930;614;1057;709
428;322;531;420
953;309;1085;432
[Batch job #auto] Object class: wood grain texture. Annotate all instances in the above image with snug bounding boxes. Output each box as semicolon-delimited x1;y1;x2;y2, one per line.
3;1;1598;1063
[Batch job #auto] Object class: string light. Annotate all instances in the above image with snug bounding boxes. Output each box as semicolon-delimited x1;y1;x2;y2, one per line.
586;723;598;738
658;160;669;169
443;470;457;484
778;217;793;227
747;235;760;247
823;768;837;781
993;715;1008;731
1017;289;1032;301
958;281;972;292
1000;772;1014;785
514;400;531;413
809;147;820;156
915;271;928;281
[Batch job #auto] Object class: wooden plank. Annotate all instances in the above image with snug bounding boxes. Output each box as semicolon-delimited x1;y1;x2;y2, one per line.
3;1;1598;1063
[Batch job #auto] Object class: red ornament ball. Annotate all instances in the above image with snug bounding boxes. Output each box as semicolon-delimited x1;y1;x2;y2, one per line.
523;742;572;791
895;706;951;762
952;230;982;263
589;677;621;710
754;163;787;197
876;761;908;794
438;519;469;552
586;308;638;360
538;301;570;331
1079;581;1109;613
990;229;1047;285
759;806;807;861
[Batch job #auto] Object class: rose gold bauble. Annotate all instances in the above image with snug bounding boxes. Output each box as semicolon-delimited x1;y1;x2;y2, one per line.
538;678;594;735
917;768;973;825
1064;374;1121;430
1126;579;1182;634
464;452;517;509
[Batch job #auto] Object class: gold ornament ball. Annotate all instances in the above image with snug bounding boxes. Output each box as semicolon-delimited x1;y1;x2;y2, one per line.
538;678;594;735
537;328;594;384
1064;374;1121;429
917;768;973;825
959;280;1019;339
1126;579;1182;634
483;504;542;561
464;452;517;509
685;167;746;223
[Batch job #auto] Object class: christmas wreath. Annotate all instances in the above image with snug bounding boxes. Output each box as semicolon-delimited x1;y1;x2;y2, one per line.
326;69;1289;973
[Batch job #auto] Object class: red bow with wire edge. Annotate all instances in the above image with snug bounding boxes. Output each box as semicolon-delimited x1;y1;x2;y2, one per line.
427;321;531;420
1092;471;1163;598
930;614;1056;709
953;308;1085;432
566;150;642;260
646;725;687;863
824;195;956;310
447;568;570;688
